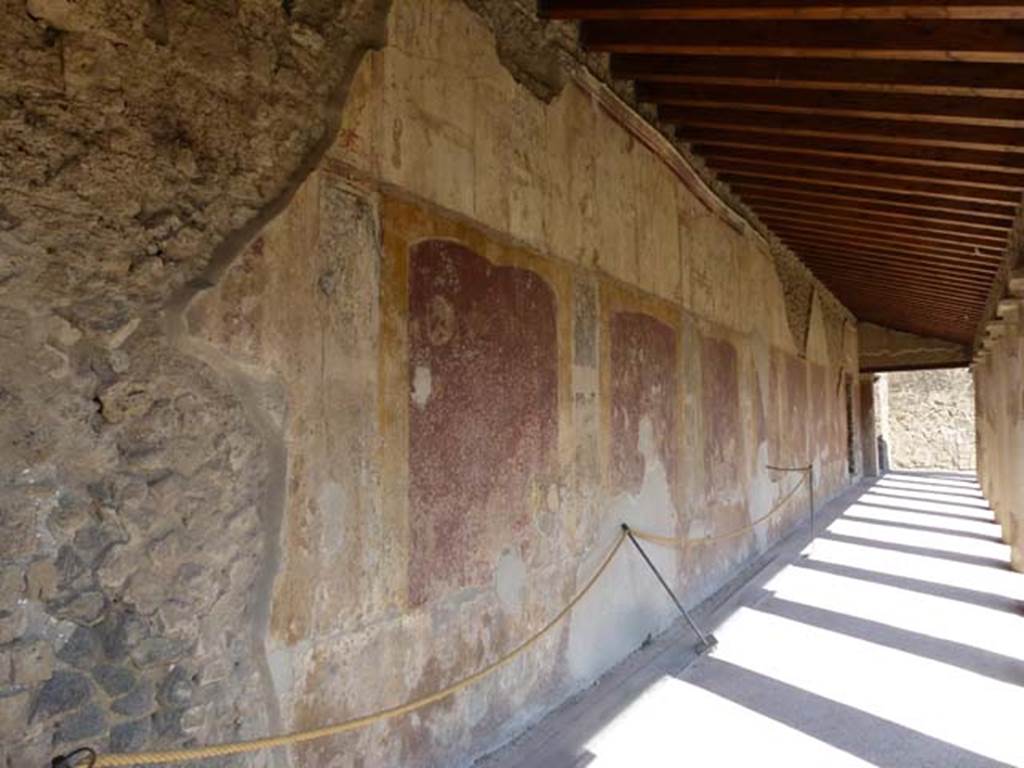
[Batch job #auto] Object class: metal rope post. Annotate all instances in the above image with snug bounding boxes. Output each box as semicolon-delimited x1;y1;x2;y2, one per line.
808;463;816;541
621;524;717;654
766;462;815;548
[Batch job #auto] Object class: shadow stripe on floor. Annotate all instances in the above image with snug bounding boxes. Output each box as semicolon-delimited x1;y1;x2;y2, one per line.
684;657;1010;768
756;593;1024;687
819;531;1011;570
794;559;1021;616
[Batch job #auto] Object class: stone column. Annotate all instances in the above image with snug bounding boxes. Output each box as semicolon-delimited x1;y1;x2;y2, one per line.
1000;301;1024;571
978;291;1024;570
858;374;879;477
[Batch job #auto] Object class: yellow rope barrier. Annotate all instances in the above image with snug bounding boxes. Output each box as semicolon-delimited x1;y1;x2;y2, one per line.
91;531;628;767
632;470;809;551
79;469;809;767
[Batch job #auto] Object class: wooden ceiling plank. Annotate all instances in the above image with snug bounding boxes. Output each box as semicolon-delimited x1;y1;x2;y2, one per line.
687;130;1024;173
763;220;1005;261
735;187;1015;231
665;106;1024;151
838;308;974;341
580;20;1024;63
855;320;968;343
611;55;1024;98
842;300;975;323
778;231;1002;266
840;292;976;316
723;177;1018;219
639;82;1024;124
814;278;988;311
750;204;1009;248
796;250;999;287
715;162;1021;203
804;272;990;303
778;232;1003;269
843;302;980;325
544;2;1024;21
817;282;986;308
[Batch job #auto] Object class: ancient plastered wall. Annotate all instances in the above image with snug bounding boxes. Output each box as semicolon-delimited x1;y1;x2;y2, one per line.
0;0;857;764
183;1;859;765
879;369;976;471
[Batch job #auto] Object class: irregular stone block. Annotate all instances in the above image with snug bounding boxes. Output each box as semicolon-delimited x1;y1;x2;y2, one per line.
109;717;150;752
111;680;154;717
0;566;26;611
0;606;27;645
56;626;103;670
129;636;187;668
55;592;106;625
157;666;194;707
25;560;56;602
98;380;155;424
0;691;31;737
55;703;107;744
11;640;54;686
151;706;184;739
31;670;92;721
92;664;135;697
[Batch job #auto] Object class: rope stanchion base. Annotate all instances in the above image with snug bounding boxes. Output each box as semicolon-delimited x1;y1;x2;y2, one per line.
622;524;718;655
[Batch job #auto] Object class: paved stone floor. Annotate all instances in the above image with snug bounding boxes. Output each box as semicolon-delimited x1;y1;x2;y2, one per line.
480;471;1024;768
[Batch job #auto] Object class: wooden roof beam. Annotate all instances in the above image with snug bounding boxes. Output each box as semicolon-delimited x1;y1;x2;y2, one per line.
749;205;1010;248
581;20;1024;63
664;106;1024;151
817;277;987;311
544;2;1024;21
639;82;1024;125
611;55;1024;98
720;177;1018;220
777;231;1003;267
795;250;999;287
714;161;1021;204
686;130;1024;173
734;187;1015;231
763;220;1006;262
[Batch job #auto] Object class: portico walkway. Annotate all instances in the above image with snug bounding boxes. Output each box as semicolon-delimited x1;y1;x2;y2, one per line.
479;471;1023;768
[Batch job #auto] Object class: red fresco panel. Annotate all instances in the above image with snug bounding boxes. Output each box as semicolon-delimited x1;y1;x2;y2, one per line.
407;240;558;606
610;311;678;496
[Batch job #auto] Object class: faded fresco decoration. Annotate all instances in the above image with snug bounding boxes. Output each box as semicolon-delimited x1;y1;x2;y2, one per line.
609;311;678;497
408;240;558;606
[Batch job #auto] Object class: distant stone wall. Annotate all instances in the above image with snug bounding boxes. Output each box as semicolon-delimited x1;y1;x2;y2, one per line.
878;368;976;471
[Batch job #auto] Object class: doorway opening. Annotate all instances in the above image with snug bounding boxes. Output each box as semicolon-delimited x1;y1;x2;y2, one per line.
874;367;976;472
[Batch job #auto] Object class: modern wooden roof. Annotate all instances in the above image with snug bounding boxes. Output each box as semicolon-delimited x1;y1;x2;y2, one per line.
540;1;1024;343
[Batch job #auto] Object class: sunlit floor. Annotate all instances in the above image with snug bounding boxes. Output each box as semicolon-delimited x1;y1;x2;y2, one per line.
480;471;1024;768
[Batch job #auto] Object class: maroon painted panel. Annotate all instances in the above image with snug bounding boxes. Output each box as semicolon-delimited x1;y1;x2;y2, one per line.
408;240;557;606
610;312;678;496
702;336;740;496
